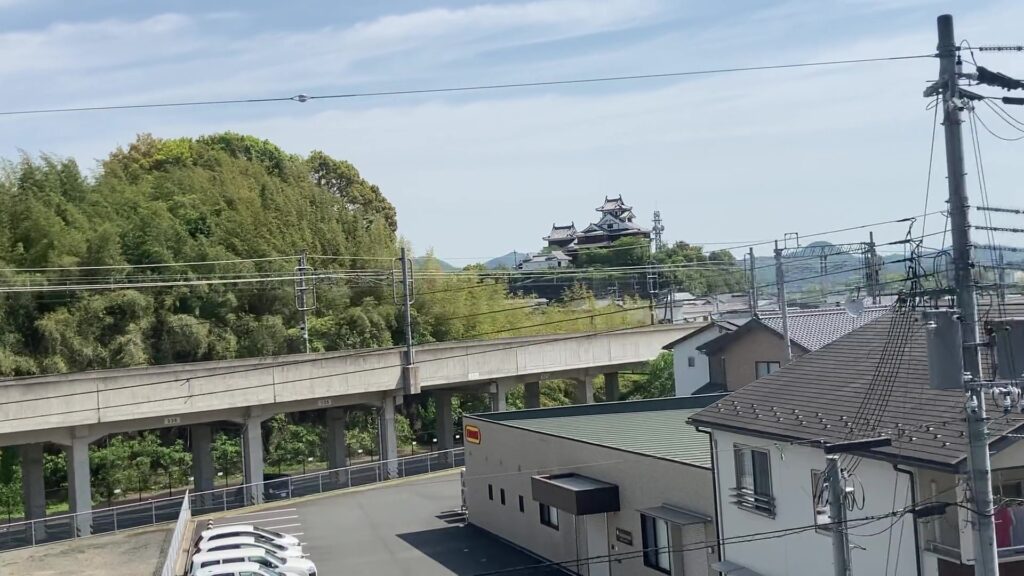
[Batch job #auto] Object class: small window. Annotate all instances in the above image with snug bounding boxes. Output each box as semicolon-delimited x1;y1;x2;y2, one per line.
488;484;494;501
519;495;525;513
540;503;559;530
687;356;696;368
733;444;775;516
641;513;671;574
755;361;781;378
500;488;506;505
200;560;219;568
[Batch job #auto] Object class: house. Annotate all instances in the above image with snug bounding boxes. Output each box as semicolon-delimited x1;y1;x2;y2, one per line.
519;250;573;270
697;305;890;392
464;394;725;576
656;293;757;324
689;301;1024;576
662;320;748;396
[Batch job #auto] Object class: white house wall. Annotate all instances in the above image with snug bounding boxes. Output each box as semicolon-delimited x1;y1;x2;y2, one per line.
711;429;918;576
671;326;729;396
464;417;717;576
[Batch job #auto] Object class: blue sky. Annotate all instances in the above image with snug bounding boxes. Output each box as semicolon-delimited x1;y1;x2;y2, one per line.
2;0;1023;262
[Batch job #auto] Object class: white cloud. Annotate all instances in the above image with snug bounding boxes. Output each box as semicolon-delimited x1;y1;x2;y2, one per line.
0;14;197;75
4;0;1024;259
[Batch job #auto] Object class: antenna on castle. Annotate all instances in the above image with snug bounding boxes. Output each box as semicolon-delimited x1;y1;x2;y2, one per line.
652;210;665;252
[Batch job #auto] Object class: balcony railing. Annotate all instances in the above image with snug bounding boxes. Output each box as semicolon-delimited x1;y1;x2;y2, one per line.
729;486;776;517
0;447;464;553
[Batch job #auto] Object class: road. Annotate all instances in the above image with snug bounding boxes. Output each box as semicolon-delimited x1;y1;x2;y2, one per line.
212;472;558;576
0;449;463;553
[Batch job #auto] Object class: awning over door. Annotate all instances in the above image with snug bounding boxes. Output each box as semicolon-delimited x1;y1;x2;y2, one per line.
636;504;710;526
531;473;620;516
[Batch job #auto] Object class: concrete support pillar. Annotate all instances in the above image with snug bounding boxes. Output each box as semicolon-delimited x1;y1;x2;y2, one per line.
241;417;264;506
435;390;454;466
326;407;348;470
573;376;594;405
191;424;215;508
66;436;92;537
380;396;399;479
524;381;541;409
490;381;511;412
19;443;46;521
604;372;620;402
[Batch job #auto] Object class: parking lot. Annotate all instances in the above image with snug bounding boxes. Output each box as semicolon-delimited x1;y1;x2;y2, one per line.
205;471;557;575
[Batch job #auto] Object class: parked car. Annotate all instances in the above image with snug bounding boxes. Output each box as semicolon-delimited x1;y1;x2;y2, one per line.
198;525;301;548
263;473;292;501
190;547;316;576
194;561;284;576
197;535;305;559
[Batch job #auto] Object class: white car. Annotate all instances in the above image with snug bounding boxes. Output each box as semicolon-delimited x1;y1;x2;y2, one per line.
197;535;305;559
199;525;301;548
191;547;316;576
194;561;283;576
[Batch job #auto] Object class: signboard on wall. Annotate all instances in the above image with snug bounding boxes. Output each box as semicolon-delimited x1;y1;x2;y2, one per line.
615;528;633;546
465;425;482;444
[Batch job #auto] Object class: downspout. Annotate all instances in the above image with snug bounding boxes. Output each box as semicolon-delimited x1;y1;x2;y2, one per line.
894;465;923;576
698;428;723;567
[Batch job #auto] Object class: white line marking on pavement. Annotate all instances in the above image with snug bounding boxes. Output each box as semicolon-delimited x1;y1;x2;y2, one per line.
218;515;299;526
264;523;302;530
228;508;296;517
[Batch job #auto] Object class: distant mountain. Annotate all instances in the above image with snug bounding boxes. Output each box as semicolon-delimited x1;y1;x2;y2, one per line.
413;256;458;271
483;251;530;270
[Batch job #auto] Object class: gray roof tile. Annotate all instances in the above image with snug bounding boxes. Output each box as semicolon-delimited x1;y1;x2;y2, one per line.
690;302;1024;469
759;306;891;351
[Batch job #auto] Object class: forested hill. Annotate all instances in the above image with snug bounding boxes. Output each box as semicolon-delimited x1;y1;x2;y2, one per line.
0;132;401;376
0;133;650;378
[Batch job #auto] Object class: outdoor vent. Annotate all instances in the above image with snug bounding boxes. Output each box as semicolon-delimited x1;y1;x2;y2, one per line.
924;309;964;390
991;318;1024;381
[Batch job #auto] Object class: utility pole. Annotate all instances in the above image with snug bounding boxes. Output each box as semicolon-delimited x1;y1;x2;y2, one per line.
749;247;759;317
932;14;1000;576
774;241;793;363
825;456;852;576
398;247;420;395
294;250;315;354
821;437;890;576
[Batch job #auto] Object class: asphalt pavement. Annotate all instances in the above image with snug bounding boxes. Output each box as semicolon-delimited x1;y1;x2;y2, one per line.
225;472;558;576
0;449;464;553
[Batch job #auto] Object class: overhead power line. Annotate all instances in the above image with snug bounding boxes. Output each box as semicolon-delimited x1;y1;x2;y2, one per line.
0;54;935;117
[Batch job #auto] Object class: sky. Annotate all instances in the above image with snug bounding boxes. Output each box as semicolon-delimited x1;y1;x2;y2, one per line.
2;0;1024;263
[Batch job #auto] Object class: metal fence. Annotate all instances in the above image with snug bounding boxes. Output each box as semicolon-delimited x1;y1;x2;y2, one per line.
0;448;464;554
159;491;191;576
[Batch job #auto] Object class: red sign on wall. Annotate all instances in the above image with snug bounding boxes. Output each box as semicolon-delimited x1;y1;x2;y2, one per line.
465;425;482;445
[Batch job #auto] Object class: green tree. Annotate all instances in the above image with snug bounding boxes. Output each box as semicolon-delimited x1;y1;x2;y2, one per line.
211;432;242;484
622;352;675;400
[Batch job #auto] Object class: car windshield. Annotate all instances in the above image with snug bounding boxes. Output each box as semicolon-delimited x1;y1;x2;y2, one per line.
265;551;285;564
252;527;283;539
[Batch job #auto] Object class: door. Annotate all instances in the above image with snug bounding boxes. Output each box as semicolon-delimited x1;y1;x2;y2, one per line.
585;514;610;576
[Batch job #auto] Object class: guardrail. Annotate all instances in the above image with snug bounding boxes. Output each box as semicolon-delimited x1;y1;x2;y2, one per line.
0;447;464;554
159;491;191;576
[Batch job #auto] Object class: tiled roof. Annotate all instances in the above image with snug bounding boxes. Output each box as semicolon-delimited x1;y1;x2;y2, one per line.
544;223;576;241
472;395;724;468
759;305;891;351
598;195;631;212
690;302;1024;469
